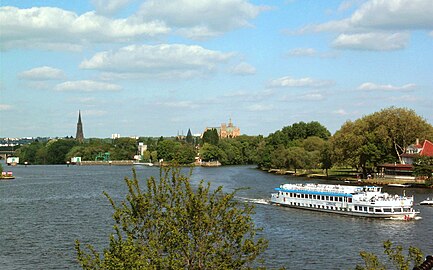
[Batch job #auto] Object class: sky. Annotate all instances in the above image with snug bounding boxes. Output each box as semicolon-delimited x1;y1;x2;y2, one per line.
1;0;432;138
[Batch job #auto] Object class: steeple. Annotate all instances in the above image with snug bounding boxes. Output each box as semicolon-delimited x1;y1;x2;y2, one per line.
75;110;84;143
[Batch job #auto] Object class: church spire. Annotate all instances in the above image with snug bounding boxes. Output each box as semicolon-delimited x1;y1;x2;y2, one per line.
75;110;84;143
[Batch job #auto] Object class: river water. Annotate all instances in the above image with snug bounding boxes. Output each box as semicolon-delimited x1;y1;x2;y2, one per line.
0;164;432;269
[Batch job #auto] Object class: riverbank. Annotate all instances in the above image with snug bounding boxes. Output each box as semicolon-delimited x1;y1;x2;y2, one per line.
262;168;432;188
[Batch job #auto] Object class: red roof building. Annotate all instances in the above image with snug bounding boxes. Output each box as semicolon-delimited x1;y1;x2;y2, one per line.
378;139;433;179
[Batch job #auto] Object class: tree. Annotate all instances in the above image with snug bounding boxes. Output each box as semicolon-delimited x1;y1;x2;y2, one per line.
355;240;424;270
76;167;268;269
285;147;308;173
332;108;433;172
200;143;221;162
320;142;333;176
413;156;433;186
202;129;219;145
156;140;178;161
45;139;79;164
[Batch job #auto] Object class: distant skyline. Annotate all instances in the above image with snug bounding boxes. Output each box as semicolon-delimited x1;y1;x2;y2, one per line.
1;0;432;138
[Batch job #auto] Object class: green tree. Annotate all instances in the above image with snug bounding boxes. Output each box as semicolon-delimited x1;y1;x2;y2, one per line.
45;139;79;164
202;129;219;145
285;147;308;174
332;107;433;173
15;141;44;164
413;156;433;186
156;140;178;162
320;142;333;176
111;138;137;160
174;143;196;164
200;143;221;162
355;240;424;270
75;167;268;269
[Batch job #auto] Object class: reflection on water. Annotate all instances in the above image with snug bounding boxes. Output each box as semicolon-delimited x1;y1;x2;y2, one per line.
0;164;432;269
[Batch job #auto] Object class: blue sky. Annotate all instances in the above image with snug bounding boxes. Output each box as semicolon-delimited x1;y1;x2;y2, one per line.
1;0;432;138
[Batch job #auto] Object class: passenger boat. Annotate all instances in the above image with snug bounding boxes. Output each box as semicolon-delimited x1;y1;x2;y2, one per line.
419;198;433;206
270;183;419;219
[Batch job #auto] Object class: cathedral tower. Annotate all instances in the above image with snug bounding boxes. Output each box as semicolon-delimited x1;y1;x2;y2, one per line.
75;111;84;143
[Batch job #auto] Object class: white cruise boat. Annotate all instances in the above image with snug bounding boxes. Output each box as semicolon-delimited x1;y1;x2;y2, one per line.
270;183;419;219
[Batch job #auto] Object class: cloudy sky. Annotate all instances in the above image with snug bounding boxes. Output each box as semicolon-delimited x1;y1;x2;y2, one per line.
1;0;432;138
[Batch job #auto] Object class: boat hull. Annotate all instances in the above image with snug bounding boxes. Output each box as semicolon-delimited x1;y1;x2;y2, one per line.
270;200;418;219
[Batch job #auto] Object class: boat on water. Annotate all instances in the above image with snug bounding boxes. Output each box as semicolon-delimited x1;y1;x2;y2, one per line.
420;198;433;206
133;162;154;166
388;183;411;188
270;183;419;219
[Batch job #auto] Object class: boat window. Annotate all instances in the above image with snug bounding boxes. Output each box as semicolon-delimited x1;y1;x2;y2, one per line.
393;208;402;213
403;208;411;212
375;208;382;212
369;207;373;212
348;198;352;203
364;207;368;212
383;208;392;213
354;206;358;211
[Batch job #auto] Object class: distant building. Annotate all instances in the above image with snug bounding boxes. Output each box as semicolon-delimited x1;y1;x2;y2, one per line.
377;139;433;180
204;119;240;139
75;111;84;143
401;139;433;164
111;134;121;139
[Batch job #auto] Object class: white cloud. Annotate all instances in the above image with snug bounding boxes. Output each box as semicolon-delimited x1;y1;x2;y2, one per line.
92;0;132;16
0;6;169;50
358;82;416;91
18;66;65;80
54;80;122;92
229;62;256;75
286;48;317;57
286;48;339;58
80;44;234;79
332;32;409;51
294;0;433;51
350;0;433;30
333;109;349;115
137;0;265;39
270;76;335;88
300;93;325;101
247;104;273;112
0;104;13;111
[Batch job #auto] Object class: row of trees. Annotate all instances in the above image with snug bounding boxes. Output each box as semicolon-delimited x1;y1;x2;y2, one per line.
15;138;139;165
14;107;433;181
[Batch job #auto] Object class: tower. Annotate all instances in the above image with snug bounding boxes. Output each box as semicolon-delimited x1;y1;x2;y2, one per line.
75;110;84;143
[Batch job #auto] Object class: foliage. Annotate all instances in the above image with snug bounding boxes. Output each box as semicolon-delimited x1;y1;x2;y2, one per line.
266;121;330;147
45;139;79;164
202;128;219;145
200;143;222;162
156;140;196;164
320;142;333;176
413;156;433;185
15;141;45;164
331;107;433;175
75;167;268;269
355;240;424;270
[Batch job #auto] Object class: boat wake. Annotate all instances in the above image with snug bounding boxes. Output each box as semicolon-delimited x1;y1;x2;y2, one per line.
236;197;270;205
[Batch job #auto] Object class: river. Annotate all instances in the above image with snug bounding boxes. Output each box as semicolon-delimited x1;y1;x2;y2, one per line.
0;164;432;269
